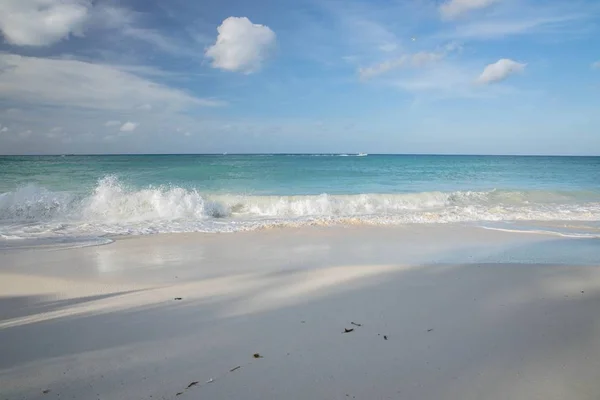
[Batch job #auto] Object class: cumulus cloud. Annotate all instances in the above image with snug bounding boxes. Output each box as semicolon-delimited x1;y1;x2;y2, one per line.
0;0;90;46
205;17;276;74
0;54;224;111
440;0;498;20
476;59;526;84
120;122;138;132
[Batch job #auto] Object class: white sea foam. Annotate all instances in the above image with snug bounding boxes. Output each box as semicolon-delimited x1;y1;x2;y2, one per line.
0;176;599;239
307;154;367;157
480;226;600;239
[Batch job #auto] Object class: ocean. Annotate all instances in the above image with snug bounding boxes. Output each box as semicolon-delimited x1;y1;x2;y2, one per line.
1;154;599;246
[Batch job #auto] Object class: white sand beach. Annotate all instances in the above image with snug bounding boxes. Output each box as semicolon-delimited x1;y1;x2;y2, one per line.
1;225;600;400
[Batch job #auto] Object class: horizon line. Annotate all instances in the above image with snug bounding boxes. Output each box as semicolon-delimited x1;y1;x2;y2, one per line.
1;153;599;157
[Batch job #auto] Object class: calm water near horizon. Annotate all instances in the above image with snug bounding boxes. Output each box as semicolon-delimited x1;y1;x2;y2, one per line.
1;154;599;243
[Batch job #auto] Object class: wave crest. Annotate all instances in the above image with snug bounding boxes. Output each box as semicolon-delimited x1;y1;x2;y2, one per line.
0;176;599;237
82;176;229;221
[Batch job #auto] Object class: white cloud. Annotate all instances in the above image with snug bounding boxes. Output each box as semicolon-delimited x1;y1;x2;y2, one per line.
359;59;402;79
0;1;134;47
477;59;526;84
440;0;498;20
205;17;276;74
0;54;224;111
0;0;90;46
443;14;586;40
120;122;138;132
90;3;133;29
19;130;32;138
0;127;8;133
359;53;438;79
105;120;121;127
385;56;526;101
359;46;457;79
592;61;600;69
378;43;398;53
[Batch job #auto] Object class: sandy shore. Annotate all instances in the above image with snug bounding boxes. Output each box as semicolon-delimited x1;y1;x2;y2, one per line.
1;225;600;400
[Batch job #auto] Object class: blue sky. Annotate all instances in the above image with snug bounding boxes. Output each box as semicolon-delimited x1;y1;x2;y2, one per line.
0;0;599;155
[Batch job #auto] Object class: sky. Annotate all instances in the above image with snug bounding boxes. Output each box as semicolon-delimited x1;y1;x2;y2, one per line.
0;0;599;155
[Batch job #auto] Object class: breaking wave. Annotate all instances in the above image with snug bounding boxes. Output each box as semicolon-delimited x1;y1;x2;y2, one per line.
0;175;599;239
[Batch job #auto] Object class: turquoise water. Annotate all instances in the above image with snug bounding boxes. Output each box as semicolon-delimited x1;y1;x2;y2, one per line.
1;155;599;240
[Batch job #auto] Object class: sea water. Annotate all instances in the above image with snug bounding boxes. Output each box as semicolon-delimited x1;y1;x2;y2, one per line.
1;155;599;244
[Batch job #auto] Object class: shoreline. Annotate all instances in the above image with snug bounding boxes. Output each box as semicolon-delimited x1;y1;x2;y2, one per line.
1;219;598;252
1;224;600;399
